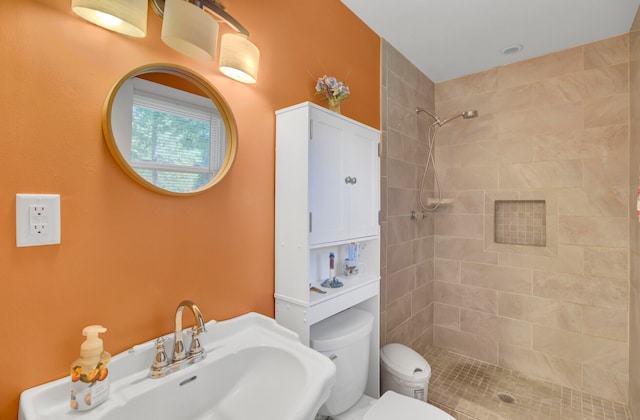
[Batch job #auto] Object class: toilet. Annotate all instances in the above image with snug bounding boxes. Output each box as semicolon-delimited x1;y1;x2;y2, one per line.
311;308;453;420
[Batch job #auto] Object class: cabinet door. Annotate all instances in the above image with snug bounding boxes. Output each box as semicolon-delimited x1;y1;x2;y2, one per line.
344;125;379;239
308;114;349;245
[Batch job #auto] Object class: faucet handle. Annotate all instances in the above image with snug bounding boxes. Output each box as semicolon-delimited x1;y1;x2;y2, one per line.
151;338;169;370
189;326;203;355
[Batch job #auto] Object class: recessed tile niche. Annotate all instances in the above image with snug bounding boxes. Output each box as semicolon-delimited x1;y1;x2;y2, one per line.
494;200;546;246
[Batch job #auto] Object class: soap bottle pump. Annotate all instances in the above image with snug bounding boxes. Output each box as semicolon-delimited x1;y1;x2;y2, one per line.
70;325;111;411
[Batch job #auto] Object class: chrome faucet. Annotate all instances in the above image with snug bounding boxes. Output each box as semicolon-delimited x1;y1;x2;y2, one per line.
149;300;208;378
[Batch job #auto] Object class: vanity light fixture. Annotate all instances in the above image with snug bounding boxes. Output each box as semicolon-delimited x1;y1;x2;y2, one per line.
71;0;260;84
71;0;148;37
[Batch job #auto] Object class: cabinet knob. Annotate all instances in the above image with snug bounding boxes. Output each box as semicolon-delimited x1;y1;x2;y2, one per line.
345;176;353;184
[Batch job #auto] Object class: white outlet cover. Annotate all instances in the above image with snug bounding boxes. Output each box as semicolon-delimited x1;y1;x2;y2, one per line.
16;194;61;247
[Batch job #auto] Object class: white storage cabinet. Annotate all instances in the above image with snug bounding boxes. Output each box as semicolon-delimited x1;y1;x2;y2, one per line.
274;102;381;399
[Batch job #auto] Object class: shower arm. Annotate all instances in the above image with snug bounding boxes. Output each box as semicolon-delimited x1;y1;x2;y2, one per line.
438;113;465;126
416;107;442;125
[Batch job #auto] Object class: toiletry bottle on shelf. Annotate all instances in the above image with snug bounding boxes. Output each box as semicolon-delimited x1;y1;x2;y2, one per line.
70;325;110;411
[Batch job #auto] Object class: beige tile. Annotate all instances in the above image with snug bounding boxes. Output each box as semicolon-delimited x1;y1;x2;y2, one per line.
533;271;628;310
386;45;419;88
437;190;485;214
558;187;627;217
414;259;434;287
532;325;627;374
385;319;413;348
410;305;433;340
435;237;499;264
558;216;628;247
498;244;583;274
434;302;460;329
499;343;582;389
386;294;412;332
387;240;414;274
411;282;434;309
498;292;582;332
434;281;498;314
387;98;418;137
584;34;629;69
435;112;498;146
533;125;628;161
499;102;583;135
386;215;415;245
388;155;418;192
461;261;532;294
433;325;498;364
434;258;461;283
460;309;531;348
434;214;484;238
386;266;415;303
532;63;628;106
387;187;415;217
438;83;533;117
582;306;629;342
583;364;629;403
580;334;629;375
442;167;499;192
532;325;583;361
498;47;583;89
583;247;628;279
387;129;419;165
435;69;499;102
499;160;582;189
630;289;640;419
387;69;420;108
414;213;434;238
411;327;433;355
412;236;434;265
584;94;630;128
582;155;629;187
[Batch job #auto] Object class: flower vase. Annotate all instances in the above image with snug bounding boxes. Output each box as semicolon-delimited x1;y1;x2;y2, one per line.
328;99;341;114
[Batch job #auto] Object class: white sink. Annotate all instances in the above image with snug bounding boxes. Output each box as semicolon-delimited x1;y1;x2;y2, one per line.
19;313;336;420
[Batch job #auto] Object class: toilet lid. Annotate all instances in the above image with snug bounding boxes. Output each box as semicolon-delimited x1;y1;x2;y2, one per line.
364;391;455;420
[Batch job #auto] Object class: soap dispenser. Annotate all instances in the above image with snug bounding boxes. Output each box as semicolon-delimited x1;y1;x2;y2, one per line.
70;325;110;411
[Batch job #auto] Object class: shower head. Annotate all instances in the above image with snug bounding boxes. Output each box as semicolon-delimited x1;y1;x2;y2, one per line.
462;110;479;119
416;107;478;126
440;109;479;126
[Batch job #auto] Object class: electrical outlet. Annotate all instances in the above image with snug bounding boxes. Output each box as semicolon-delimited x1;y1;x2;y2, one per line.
16;194;61;247
30;223;48;236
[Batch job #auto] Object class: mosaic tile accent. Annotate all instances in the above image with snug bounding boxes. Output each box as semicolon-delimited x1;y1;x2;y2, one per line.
494;200;546;246
424;346;631;420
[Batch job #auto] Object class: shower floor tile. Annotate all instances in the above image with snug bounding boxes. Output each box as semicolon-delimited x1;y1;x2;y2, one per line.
424;346;631;420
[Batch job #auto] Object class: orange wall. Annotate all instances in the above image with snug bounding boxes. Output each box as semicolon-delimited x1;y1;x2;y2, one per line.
0;0;379;417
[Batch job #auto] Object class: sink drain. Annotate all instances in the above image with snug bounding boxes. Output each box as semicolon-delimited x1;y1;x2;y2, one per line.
497;393;516;404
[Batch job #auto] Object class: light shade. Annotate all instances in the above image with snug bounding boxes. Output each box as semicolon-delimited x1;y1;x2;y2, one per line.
219;33;260;84
72;0;147;37
161;0;219;61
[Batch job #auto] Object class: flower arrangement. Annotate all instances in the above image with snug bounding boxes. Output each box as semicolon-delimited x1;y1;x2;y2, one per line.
315;75;350;112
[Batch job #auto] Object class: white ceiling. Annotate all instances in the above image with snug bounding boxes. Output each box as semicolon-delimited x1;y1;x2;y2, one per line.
341;0;640;83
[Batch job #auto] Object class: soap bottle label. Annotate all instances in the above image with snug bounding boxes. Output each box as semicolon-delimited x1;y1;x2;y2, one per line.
70;360;109;411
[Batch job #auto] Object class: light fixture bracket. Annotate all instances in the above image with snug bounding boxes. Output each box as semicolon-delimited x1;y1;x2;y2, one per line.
150;0;249;35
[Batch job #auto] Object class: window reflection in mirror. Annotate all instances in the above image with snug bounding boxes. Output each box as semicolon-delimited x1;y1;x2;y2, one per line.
103;65;237;195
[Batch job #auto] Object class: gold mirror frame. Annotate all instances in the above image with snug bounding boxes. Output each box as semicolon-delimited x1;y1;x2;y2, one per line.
102;63;238;196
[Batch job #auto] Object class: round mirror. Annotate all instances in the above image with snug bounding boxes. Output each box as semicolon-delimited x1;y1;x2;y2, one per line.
103;64;238;195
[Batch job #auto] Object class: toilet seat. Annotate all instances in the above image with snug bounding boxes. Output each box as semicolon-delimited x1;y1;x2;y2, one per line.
363;391;454;420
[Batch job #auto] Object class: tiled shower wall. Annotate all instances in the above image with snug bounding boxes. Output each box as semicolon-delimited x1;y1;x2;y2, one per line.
380;40;436;352
629;12;640;420
433;36;630;403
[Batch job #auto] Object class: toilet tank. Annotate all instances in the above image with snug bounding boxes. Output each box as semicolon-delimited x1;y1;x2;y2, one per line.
310;308;374;416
